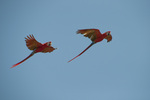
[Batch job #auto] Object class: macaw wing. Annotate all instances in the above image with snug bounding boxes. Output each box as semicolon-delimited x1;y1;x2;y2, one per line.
25;35;42;50
42;46;56;53
77;29;102;42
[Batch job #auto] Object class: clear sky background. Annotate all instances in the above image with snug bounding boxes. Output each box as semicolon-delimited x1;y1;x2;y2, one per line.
0;0;150;100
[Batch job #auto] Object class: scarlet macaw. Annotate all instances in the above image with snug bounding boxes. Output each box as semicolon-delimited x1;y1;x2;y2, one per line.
68;29;112;62
11;35;56;68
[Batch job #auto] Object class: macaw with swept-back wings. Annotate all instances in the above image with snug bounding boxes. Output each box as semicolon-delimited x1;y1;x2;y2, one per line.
68;29;112;62
11;35;57;68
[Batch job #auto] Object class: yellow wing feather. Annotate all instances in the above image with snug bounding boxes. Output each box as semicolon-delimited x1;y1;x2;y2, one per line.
42;46;56;53
77;29;102;42
25;35;42;50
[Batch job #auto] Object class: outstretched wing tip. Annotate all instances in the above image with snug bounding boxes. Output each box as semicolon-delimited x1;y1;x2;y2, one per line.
25;35;42;50
76;29;101;42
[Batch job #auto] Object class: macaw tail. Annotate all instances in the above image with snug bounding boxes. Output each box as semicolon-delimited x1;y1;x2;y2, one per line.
68;42;95;63
11;51;35;68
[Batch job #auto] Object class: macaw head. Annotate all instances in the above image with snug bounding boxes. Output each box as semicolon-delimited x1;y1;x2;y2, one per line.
47;42;52;46
105;31;112;42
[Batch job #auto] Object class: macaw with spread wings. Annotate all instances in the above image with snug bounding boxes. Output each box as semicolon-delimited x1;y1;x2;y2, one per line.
11;35;57;68
68;29;112;62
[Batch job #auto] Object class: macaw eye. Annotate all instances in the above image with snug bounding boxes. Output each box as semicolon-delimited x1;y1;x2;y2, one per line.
106;31;111;36
47;42;51;46
107;32;110;35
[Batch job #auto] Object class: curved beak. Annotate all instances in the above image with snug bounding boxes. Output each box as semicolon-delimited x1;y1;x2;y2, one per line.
105;34;112;42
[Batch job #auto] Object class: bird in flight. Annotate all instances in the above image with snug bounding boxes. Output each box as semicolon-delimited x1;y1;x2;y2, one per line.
68;29;112;62
11;35;57;68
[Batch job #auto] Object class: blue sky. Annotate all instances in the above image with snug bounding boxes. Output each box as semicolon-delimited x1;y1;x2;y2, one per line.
0;0;150;100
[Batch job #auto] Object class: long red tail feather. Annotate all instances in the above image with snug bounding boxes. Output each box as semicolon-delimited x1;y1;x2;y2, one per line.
11;52;35;68
68;42;94;62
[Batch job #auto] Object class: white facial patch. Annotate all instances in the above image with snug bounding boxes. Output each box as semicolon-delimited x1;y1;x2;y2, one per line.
47;42;51;46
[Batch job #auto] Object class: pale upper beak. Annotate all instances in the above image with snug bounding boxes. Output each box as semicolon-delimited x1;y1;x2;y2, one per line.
105;34;112;42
